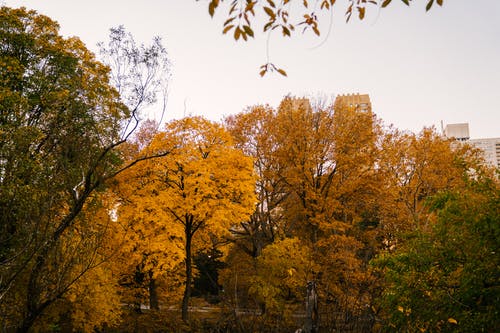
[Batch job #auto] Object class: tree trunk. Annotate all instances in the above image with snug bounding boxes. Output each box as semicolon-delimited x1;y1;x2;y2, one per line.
182;230;192;322
16;312;36;333
148;271;159;310
304;281;318;333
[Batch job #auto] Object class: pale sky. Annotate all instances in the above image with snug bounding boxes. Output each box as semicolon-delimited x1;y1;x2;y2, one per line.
5;0;500;138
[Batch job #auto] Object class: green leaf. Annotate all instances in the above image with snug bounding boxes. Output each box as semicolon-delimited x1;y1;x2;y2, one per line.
401;0;410;6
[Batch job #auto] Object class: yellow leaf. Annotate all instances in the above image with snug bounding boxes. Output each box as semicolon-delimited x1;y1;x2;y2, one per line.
397;305;404;313
448;318;458;324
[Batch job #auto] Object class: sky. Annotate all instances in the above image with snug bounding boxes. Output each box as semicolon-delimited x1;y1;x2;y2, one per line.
4;0;500;138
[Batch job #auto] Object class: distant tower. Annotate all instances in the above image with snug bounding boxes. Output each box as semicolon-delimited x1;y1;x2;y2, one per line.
334;93;371;113
290;97;312;111
443;123;470;141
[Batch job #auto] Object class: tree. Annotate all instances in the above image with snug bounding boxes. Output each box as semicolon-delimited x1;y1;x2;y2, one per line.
112;121;185;312
0;7;170;331
202;0;445;75
126;116;256;322
376;127;486;249
374;174;500;332
249;237;316;313
222;96;384;331
225;105;288;258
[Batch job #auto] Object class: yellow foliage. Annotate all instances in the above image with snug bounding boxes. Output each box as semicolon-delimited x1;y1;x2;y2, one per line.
249;237;317;313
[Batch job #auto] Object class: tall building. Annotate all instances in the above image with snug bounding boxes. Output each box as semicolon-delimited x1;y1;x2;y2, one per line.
468;138;500;169
443;123;500;169
334;93;371;113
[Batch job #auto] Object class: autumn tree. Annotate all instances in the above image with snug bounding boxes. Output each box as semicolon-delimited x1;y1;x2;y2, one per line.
112;121;185;312
250;237;315;312
225;105;288;258
375;127;487;250
222;96;383;331
126;116;256;322
0;7;170;331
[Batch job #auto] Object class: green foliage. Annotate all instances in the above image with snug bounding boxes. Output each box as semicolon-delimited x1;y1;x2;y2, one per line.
0;6;170;331
374;177;500;332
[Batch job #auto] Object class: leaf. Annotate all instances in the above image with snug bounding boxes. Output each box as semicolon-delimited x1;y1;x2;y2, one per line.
263;6;275;18
426;0;434;11
401;0;410;6
208;2;216;17
259;69;267;77
358;7;365;20
243;25;254;38
245;1;255;12
397;305;404;312
282;26;291;37
276;68;287;77
234;27;241;41
267;0;276;8
303;0;309;8
223;17;236;26
222;25;234;34
448;318;458;324
345;4;353;22
229;3;237;15
436;0;443;5
381;0;392;7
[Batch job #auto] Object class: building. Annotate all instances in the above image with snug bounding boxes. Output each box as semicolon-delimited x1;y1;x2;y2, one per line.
468;138;500;169
443;123;470;141
443;123;500;169
334;93;371;113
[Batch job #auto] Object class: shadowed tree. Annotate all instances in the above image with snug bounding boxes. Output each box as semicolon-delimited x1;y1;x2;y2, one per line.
0;7;171;331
